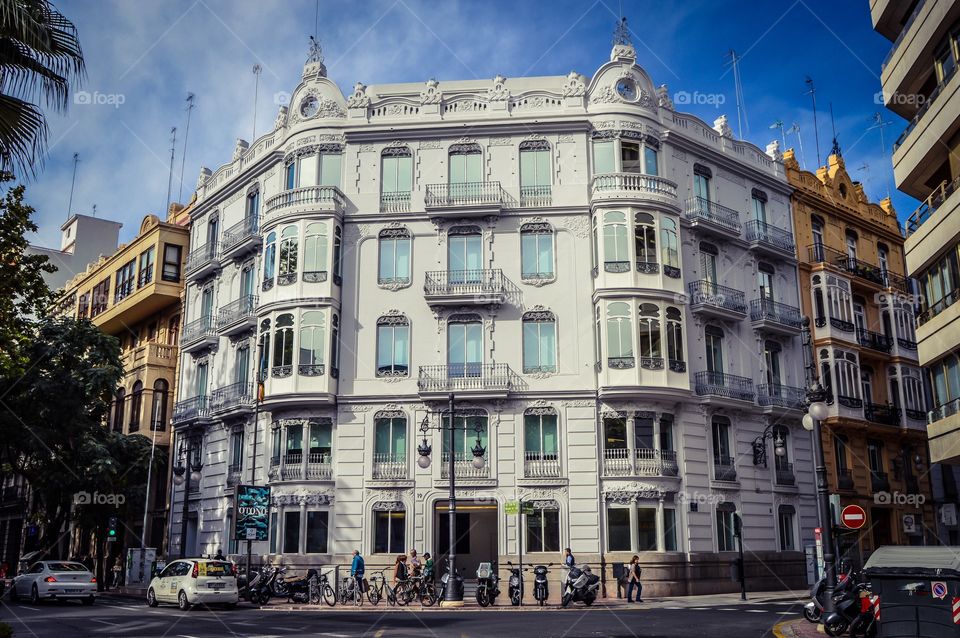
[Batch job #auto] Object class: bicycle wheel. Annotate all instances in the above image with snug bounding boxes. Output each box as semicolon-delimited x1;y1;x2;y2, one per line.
322;583;336;607
386;584;397;607
309;584;321;605
395;582;410;606
354;584;363;607
421;583;437;607
367;581;381;605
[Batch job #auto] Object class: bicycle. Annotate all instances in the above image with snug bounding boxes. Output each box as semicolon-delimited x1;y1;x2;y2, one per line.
397;574;437;606
337;575;363;606
318;570;337;607
366;571;396;606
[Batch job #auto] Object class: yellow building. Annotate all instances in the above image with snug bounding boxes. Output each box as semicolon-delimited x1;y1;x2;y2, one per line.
787;150;935;561
59;204;190;548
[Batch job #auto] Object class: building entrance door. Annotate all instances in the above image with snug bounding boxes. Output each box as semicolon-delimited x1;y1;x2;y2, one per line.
433;501;497;582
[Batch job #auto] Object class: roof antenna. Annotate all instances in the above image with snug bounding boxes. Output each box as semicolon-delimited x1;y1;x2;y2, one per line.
613;16;631;46
769;120;786;150
804;76;821;167
91;203;97;217
66;152;79;221
868;112;894;201
165;126;177;220
314;0;319;40
177;94;195;204
829;102;841;157
788;122;806;170
725;50;749;139
252;64;262;142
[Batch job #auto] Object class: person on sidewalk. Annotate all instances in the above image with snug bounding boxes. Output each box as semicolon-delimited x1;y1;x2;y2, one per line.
351;549;365;593
423;552;434;583
409;548;422;576
392;554;408;588
563;547;576;568
214;548;225;561
110;557;123;590
626;555;643;603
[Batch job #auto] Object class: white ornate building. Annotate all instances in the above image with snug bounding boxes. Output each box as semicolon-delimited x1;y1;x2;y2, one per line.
171;34;817;596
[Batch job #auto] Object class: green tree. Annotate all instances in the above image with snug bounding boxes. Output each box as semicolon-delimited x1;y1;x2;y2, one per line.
0;0;85;176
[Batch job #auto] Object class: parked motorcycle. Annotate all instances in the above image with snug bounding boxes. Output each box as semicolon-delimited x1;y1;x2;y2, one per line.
284;568;321;604
506;562;523;606
804;570;853;623
248;566;283;606
475;562;499;607
533;563;552;606
824;580;875;638
560;564;600;607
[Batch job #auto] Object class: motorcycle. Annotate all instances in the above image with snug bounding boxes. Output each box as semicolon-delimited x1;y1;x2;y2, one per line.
824;580;875;638
533;563;552;606
804;570;853;623
284;568;321;604
506;562;523;606
475;562;499;607
560;564;600;607
248;566;284;606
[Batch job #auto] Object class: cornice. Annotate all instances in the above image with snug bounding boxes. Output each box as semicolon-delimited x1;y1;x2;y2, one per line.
661;130;791;195
343;119;591;143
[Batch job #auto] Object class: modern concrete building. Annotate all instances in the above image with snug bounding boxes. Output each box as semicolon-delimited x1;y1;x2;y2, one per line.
27;213;122;291
872;0;960;542
787;148;934;561
171;34;816;596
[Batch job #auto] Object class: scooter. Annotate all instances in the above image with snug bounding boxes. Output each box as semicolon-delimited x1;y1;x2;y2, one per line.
284;568;320;604
506;561;523;606
475;562;499;607
560;564;600;607
533;563;552;606
824;580;874;638
804;569;853;623
248;566;283;606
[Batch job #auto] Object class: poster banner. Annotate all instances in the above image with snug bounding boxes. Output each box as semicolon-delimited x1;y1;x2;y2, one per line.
234;484;271;541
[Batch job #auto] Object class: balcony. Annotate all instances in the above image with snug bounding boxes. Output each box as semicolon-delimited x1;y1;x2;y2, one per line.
217;295;258;336
371;453;408;480
440;452;490;480
275;451;333;482
906;175;960;237
264;186;346;224
837;468;855;491
601;448;678;478
124;341;177;370
684;196;741;239
424;181;504;217
757;384;806;411
210;382;255;416
590;173;679;209
520;185;552;208
918;289;960;327
423;269;506;307
226;464;241;488
857;328;894;354
871;471;890;492
774;462;796;487
837;395;864;409
815;315;856;334
380;191;411;213
905;408;926;422
417;363;514;399
695;371;755;404
865;402;901;426
893;59;958;154
713;456;737;482
750;298;802;335
171;395;210;425
688;280;747;320
220;215;260;260
745;220;796;259
184;243;220;280
522;452;562;479
181;316;217;353
808;245;886;288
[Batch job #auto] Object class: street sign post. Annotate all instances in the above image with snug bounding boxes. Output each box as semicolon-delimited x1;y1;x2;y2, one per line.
841;504;867;530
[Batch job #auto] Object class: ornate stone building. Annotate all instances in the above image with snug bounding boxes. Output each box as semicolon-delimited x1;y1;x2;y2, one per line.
171;34;815;596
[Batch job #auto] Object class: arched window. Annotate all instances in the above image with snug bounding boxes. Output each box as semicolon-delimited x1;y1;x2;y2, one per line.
606;302;634;367
522;309;557;374
258;319;271;382
660;216;680;277
834;350;862;407
129;380;143;432
845;229;858;262
826;275;854;328
519;140;551;205
901;367;925;418
333;226;343;285
635;213;658;273
812;275;826;324
520;222;554;280
877;242;889;277
263;231;276;290
278;225;298;285
378;227;411;285
246;185;260;220
298;311;326;376
272;314;294;377
374;411;407;470
377;314;410;377
637;303;662;368
151;379;168;431
112;388;125;433
603;211;629;272
448;143;481;185
666;307;685;372
206;215;219;249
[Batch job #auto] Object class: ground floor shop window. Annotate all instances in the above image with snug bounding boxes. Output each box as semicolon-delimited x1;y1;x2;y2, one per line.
284;511;300;554
526;506;560;553
269;512;277;554
306;511;328;553
374;510;405;554
606;503;679;552
663;508;677;551
637;507;657;551
607;507;631;551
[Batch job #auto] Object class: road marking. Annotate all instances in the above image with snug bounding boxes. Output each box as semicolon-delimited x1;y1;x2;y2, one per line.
745;609;768;613
717;608;738;611
91;619;120;626
319;634;351;637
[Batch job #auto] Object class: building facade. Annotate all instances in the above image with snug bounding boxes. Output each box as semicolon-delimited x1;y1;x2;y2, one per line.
788;148;935;562
872;0;960;542
57;207;191;551
172;37;816;596
27;213;122;291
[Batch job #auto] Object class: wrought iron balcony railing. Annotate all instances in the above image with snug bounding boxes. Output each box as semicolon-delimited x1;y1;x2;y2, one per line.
871;471;890;492
750;298;802;329
688;280;747;314
713;455;737;482
684;196;741;233
417;363;513;394
905;408;926;421
185;243;219;274
182;316;216;346
897;337;918;351
217;295;257;330
774;462;796;486
172;395;209;424
695;371;755;402
523;452;562;478
745;220;795;253
857;328;894;353
837;468;855;490
837;394;864;409
210;382;255;412
757;383;806;409
371;453;407;480
807;245;887;286
423;269;505;297
591;173;678;200
864;402;901;426
221;215;259;253
425;181;503;209
440;452;490;479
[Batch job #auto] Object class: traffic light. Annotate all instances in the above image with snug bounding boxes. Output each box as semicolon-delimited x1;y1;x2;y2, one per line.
107;516;119;540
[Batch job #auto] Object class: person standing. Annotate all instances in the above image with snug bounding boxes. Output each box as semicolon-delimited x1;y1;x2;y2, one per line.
408;548;422;576
423;552;435;583
351;549;365;592
563;547;576;568
626;555;643;603
392;554;408;587
111;556;123;590
214;548;225;561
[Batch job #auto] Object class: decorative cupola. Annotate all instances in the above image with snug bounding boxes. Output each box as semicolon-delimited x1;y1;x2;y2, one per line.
303;35;327;79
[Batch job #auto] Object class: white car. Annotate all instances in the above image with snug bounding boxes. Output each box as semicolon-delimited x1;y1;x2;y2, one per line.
147;558;238;610
11;560;97;605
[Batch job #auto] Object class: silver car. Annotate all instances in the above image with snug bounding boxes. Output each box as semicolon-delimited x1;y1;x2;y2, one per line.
11;561;97;605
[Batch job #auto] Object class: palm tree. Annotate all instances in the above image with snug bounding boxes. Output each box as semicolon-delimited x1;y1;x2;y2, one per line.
0;0;84;178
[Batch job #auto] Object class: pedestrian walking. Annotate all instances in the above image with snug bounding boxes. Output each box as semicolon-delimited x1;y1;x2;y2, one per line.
351;549;365;592
627;555;643;603
409;548;421;576
111;556;123;590
392;554;408;587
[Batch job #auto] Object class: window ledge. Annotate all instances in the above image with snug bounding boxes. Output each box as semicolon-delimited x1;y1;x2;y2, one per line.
520;274;556;287
377;278;411;291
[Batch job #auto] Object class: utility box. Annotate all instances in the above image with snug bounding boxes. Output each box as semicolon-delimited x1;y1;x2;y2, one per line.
864;546;960;638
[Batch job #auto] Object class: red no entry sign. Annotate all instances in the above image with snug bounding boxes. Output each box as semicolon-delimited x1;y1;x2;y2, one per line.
841;504;867;529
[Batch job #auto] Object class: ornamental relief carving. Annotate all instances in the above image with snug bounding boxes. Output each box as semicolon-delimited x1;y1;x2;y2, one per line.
420;78;442;105
487;74;510;101
561;71;586;97
518;486;568;501
590;85;618;104
489;137;512;146
348;82;371;108
556;214;590;239
560;400;596;408
419;140;442;150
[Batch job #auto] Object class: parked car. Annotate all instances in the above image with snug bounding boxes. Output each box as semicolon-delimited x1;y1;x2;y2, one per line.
147;558;238;610
10;560;96;605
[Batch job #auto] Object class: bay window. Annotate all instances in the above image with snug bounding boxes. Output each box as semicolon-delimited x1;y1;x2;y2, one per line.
272;313;294;377
603;211;629;272
278;225;298;285
303;222;328;282
637;303;662;368
605;302;634;367
634;213;657;273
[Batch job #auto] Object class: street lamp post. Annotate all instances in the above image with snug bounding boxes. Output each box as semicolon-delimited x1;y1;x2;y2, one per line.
172;433;203;559
800;316;836;616
416;392;486;608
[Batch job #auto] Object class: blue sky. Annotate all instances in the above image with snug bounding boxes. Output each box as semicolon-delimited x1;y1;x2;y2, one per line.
26;0;912;249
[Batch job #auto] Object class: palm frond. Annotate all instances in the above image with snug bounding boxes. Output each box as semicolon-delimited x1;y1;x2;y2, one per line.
0;91;47;178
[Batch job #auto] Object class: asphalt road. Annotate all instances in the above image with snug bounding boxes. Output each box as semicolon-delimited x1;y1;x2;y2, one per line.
0;596;801;637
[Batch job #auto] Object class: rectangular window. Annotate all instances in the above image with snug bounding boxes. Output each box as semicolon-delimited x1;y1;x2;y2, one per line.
637;507;657;551
298;154;318;187
621;141;641;173
78;292;90;319
520;230;554;278
91;278;110;316
162;244;182;282
635;414;654;450
524;413;558;457
712;418;732;461
305;511;328;553
834;436;849;472
230;430;243;470
283;511;300;554
309;421;332;458
520;147;550;187
694;173;710;202
752;196;767;223
659;415;675;453
285;162;295;190
377;323;410;376
269;512;278;554
526;508;560;553
867;440;883;473
778;508;796;551
320;152;342;188
593;140;615;174
374;510;405;554
378;234;411;284
644;146;658;176
114;260;135;302
663;508;677;551
382;154;413;193
522;319;557;373
716;509;736;552
138;247;155;287
607;507;631;551
374;417;407;457
226;511;237;554
449;151;481;184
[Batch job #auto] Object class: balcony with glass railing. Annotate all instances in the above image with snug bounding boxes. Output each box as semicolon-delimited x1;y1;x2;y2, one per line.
371;453;408;480
590;173;679;208
745;220;796;257
440;452;490;479
217;295;258;336
750;298;802;334
424;181;504;217
220;215;260;259
522;452;562;479
264;185;346;223
423;269;506;306
684;197;741;238
695;371;755;403
688;280;747;319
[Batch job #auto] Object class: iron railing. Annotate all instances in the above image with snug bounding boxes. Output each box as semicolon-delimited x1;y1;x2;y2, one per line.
425;181;503;208
857;328;894;353
808;245;887;286
221;215;260;253
713;455;737;482
893;60;956;152
371;453;407;480
172;395;209;423
774;462;796;486
591;173;678;199
750;298;802;329
265;185;345;217
210;382;255;412
424;269;505;297
523;452;562;478
688;280;747;314
417;363;513;393
907;174;960;236
871;471;890;492
757;383;806;409
897;337;918;351
217;295;257;330
684;196;741;233
182;316;216;346
837;468;855;490
905;408;926;421
837;395;864;409
695;371;755;402
185;243;219;273
440;452;490;479
864;402;901;426
745;219;795;253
